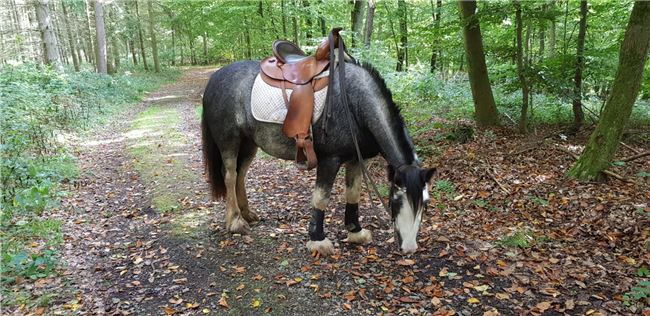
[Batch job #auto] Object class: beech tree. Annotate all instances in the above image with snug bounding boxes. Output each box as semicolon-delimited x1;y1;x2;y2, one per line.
459;0;499;128
34;0;64;72
514;0;529;133
93;0;107;74
568;1;650;181
571;0;587;132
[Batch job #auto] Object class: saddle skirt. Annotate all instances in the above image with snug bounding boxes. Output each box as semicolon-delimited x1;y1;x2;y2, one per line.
251;73;328;125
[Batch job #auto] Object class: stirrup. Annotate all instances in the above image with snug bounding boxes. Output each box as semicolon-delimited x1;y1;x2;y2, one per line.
295;135;317;170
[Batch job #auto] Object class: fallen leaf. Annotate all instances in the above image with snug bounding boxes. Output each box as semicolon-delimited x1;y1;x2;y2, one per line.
251;298;262;308
397;259;415;266
535;301;551;312
218;295;229;309
467;297;480;304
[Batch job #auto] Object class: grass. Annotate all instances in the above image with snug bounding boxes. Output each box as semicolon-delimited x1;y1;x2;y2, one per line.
128;106;194;212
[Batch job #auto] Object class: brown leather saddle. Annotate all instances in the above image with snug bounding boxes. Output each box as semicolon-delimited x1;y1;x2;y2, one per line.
260;28;349;170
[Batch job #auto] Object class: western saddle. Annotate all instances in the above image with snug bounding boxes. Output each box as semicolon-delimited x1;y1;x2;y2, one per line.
260;28;351;170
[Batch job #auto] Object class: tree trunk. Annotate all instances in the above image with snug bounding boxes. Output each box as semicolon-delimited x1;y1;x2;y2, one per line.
430;0;442;73
363;0;375;48
34;0;64;72
34;0;63;72
396;0;407;71
171;29;176;66
135;1;148;71
549;7;556;58
61;2;80;71
303;0;313;40
130;40;137;64
514;1;529;133
203;32;208;65
459;0;500;128
318;0;326;36
93;0;107;74
568;1;650;181
351;0;365;47
281;0;288;38
85;0;96;66
51;4;68;66
147;0;160;72
245;24;252;60
571;0;587;132
292;15;299;46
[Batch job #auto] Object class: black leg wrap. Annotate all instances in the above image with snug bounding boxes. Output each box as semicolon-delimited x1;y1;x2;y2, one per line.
344;203;362;233
308;208;325;241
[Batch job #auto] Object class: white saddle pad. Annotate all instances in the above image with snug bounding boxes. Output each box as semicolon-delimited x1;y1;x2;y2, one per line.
251;74;328;125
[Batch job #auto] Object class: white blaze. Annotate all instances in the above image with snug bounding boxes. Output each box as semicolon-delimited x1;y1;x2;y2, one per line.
395;194;422;254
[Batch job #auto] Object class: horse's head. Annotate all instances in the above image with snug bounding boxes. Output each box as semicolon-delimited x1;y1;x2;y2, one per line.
388;165;436;254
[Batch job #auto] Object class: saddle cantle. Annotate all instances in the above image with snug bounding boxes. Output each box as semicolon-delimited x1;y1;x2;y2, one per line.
259;28;351;170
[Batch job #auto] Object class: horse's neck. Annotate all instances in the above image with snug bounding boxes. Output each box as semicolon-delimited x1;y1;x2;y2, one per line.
361;96;416;168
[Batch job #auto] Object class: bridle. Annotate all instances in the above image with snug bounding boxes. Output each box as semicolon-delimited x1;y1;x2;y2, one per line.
325;30;392;221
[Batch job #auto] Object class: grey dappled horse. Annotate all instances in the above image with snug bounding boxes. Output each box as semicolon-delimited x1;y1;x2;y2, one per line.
201;60;435;255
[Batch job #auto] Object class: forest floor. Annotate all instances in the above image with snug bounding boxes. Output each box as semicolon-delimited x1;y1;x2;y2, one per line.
8;68;649;315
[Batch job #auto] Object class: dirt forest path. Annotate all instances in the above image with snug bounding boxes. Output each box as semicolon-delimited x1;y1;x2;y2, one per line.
50;67;646;316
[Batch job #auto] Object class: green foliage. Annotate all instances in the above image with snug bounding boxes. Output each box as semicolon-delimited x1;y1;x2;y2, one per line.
434;179;456;199
623;280;650;306
498;229;533;249
0;63;179;297
528;195;549;206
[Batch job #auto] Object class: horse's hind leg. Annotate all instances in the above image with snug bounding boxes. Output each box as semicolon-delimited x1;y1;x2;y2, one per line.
344;162;372;245
222;152;250;234
236;141;259;224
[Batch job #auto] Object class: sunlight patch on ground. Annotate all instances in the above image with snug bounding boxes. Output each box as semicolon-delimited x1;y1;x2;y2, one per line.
128;106;195;212
169;208;212;237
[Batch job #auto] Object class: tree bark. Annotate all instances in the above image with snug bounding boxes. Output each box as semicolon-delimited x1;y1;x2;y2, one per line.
318;0;326;36
202;32;208;65
303;0;313;40
85;0;96;66
351;0;365;47
571;0;587;132
568;1;650;181
93;0;107;74
34;0;64;72
514;1;529;133
363;0;375;48
459;0;500;128
281;0;288;38
134;1;148;70
61;2;79;71
430;0;442;73
396;0;408;71
147;0;160;72
549;1;556;57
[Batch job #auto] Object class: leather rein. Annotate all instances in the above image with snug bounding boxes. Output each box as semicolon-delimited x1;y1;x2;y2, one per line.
326;32;392;219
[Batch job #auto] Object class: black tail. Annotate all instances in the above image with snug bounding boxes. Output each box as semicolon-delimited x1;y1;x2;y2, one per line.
202;111;226;199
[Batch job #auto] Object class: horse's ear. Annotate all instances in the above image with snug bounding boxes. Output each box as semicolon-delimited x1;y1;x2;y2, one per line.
387;165;395;182
420;167;436;186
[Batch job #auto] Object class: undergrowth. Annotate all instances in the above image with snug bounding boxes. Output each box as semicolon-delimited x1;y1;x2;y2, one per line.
0;63;179;307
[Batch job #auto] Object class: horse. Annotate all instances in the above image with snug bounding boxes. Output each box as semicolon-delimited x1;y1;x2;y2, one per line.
201;60;435;255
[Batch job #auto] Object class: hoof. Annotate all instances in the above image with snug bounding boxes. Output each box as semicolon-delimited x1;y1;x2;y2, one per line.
345;229;372;245
227;216;250;234
242;209;260;224
306;238;335;256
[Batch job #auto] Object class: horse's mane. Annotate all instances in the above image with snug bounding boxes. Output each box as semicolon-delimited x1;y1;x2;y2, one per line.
353;61;405;124
353;60;414;159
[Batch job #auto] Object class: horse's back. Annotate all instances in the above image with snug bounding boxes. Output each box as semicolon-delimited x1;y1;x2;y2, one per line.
203;61;259;108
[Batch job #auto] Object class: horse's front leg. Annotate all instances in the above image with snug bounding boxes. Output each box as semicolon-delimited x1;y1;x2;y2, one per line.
306;158;340;256
344;162;372;245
